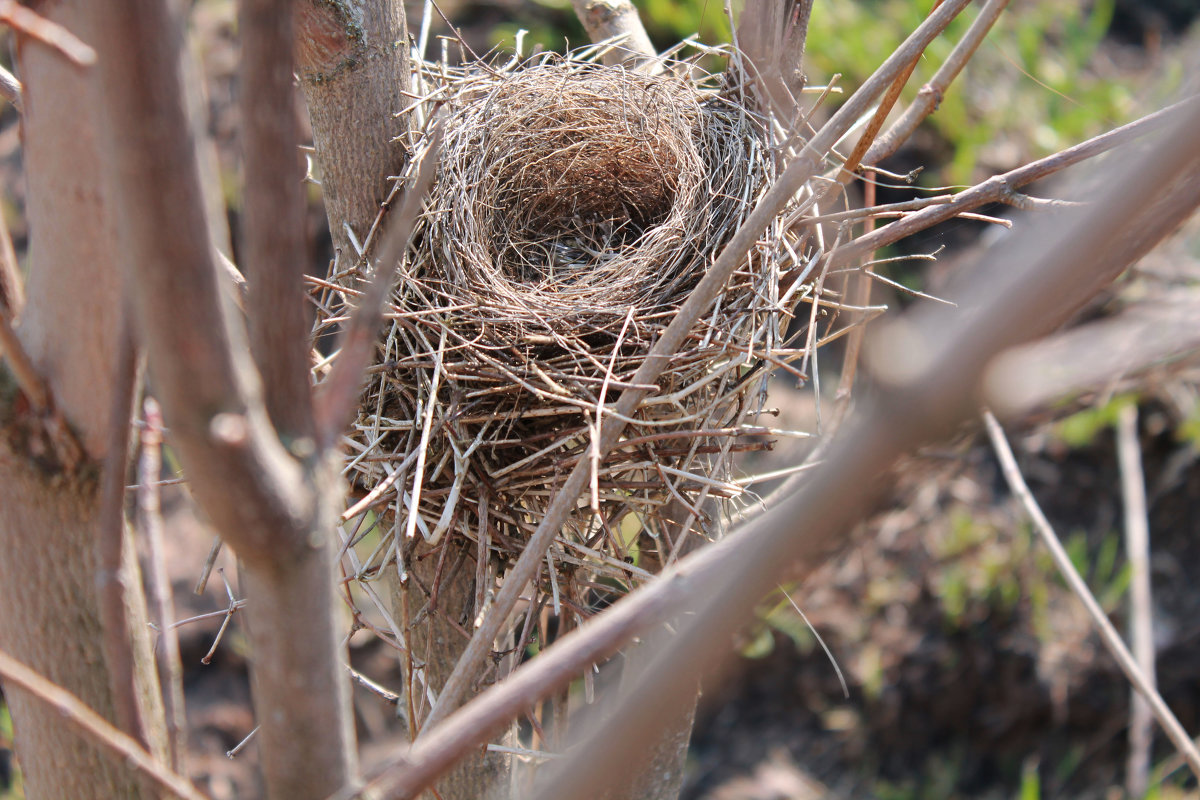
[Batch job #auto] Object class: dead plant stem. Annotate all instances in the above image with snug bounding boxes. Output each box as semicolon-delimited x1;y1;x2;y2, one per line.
984;411;1198;786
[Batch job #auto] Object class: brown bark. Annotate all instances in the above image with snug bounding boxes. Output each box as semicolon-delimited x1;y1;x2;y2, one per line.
396;537;512;799
0;3;167;797
295;0;410;264
84;2;358;798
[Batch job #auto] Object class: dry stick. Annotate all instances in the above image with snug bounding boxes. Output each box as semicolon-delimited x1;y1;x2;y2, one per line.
0;649;209;800
863;0;1011;167
240;0;315;441
414;0;977;738
984;412;1200;785
525;94;1200;800
94;323;148;750
985;291;1200;417
1117;403;1156;798
313;124;444;448
829;93;1200;268
0;0;96;65
139;397;188;773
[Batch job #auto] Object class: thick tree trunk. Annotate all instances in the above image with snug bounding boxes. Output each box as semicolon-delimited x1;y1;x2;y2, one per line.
295;0;410;264
0;3;167;797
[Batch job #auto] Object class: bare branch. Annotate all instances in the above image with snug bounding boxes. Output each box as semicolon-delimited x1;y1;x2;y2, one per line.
241;0;314;441
0;0;96;65
1117;404;1155;798
94;325;147;749
86;3;359;797
0;63;21;111
313;126;444;447
864;0;1012;166
0;648;208;800
418;0;976;734
88;0;310;570
570;0;656;68
830;94;1200;267
985;289;1200;416
139;397;188;773
984;412;1200;785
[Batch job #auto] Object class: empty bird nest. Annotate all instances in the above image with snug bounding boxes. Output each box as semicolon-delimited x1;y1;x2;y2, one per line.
315;45;825;615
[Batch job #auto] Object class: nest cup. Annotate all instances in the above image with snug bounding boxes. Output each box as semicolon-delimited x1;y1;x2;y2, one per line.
330;54;796;609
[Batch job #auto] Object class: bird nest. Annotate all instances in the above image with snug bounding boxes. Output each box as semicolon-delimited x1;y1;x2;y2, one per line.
317;49;816;615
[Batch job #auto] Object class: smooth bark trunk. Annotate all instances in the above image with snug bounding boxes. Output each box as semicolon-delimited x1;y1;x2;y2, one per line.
0;3;167;797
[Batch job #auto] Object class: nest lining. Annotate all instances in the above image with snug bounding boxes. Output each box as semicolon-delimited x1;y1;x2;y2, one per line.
319;50;815;614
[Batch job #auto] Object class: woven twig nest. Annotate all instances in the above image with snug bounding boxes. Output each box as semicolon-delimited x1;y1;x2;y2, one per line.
321;48;814;612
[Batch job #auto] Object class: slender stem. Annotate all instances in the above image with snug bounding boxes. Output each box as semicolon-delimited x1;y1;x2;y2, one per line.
0;648;208;800
139;397;188;773
1117;403;1155;798
984;411;1198;785
831;94;1200;268
94;323;146;748
864;0;1012;166
416;0;975;735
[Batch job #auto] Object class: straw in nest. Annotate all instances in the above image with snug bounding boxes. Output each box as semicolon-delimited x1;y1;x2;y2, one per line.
317;46;819;629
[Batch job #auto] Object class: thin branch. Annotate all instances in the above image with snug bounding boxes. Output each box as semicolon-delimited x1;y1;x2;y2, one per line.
0;208;47;411
0;648;209;800
828;93;1200;268
139;397;188;773
89;1;309;570
1117;403;1155;798
985;289;1200;416
417;0;976;735
983;411;1198;786
87;4;359;798
570;0;656;69
0;186;21;315
313;124;444;447
0;0;96;65
864;0;1011;166
241;0;314;441
94;323;147;748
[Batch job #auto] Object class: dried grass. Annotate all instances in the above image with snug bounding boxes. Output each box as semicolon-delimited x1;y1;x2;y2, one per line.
314;46;820;629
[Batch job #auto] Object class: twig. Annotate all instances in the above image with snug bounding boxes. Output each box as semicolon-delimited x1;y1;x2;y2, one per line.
0;0;96;66
985;289;1200;416
0;648;209;800
983;411;1199;786
864;0;1012;166
0;210;48;411
1117;403;1155;798
417;0;975;735
94;322;147;748
139;397;188;773
829;94;1200;268
313;124;444;448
